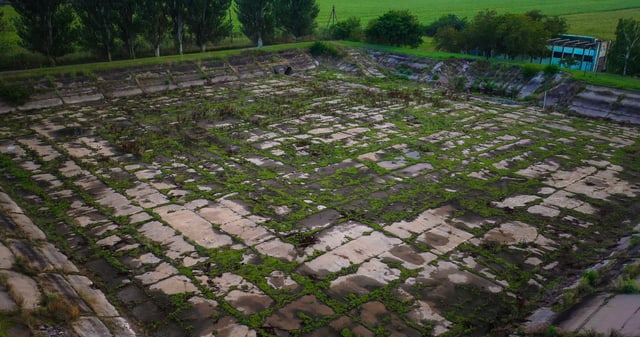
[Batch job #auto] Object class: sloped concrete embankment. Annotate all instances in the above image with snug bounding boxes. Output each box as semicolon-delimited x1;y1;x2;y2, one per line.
357;49;640;125
0;189;138;337
0;49;318;114
568;85;640;124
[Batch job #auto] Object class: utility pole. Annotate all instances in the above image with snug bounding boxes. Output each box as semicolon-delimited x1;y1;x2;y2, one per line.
327;5;337;28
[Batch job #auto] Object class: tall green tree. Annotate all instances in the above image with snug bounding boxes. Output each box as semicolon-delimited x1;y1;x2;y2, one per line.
113;0;142;59
497;14;549;60
10;0;76;65
525;10;568;37
186;0;233;52
140;0;169;57
168;0;188;54
424;14;468;37
608;18;640;76
275;0;319;42
365;10;423;48
433;26;465;53
330;16;363;41
466;10;501;59
235;0;276;48
75;0;118;61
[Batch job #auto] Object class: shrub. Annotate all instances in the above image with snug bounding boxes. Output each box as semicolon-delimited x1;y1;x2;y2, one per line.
544;64;560;77
453;76;467;92
309;41;339;58
0;82;32;106
365;10;423;48
583;269;599;287
330;17;363;41
43;293;79;323
521;64;540;80
621;279;640;293
424;14;468;37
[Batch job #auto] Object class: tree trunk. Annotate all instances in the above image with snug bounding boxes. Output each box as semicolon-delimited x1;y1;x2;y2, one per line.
176;15;184;55
47;12;55;66
200;44;206;53
128;37;136;59
155;44;161;57
258;32;263;48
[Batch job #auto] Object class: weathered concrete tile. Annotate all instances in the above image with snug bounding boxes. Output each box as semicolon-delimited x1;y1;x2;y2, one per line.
303;232;402;277
139;221;176;243
386;207;449;239
0;270;40;310
72;316;114;337
581;294;640;334
39;273;92;313
101;317;138;337
212;317;256;337
417;224;473;254
198;205;243;225
0;242;15;269
135;262;178;285
150;275;199;295
303;221;371;256
155;205;233;249
0;290;18;311
330;259;400;296
492;195;541;209
220;218;273;246
67;275;118;317
528;204;561;217
265;295;333;330
407;301;453;336
225;289;273;315
557;293;609;332
255;239;296;262
544;166;598;189
379;244;437;270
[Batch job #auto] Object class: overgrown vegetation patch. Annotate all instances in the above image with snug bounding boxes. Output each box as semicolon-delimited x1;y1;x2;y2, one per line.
0;54;639;337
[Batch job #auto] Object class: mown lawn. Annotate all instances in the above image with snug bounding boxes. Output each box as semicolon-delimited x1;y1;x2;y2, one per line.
563;8;640;40
316;0;640;39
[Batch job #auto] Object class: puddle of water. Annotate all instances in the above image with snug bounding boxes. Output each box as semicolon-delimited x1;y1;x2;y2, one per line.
52;127;89;139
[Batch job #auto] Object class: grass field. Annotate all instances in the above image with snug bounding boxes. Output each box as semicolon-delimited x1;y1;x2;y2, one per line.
563;8;640;40
316;0;640;39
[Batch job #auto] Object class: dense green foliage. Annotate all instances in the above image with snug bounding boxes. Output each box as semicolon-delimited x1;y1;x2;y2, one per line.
434;10;566;60
308;41;338;57
275;0;319;41
0;82;31;106
2;0;318;62
424;14;468;37
10;0;76;65
235;0;276;47
186;0;233;52
140;0;169;57
75;0;118;61
329;17;363;41
607;18;640;76
365;10;423;48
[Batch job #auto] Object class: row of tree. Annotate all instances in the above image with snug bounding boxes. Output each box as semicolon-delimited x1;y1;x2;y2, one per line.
9;0;319;65
431;10;568;60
